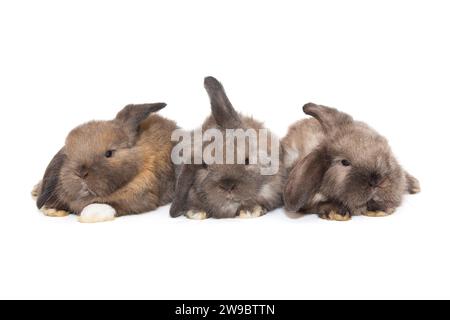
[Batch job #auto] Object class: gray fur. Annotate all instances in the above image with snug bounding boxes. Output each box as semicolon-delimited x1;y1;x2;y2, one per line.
283;103;420;216
170;77;286;219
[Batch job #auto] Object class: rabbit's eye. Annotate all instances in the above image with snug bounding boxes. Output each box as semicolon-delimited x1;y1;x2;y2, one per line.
105;150;115;158
341;159;351;167
245;158;250;165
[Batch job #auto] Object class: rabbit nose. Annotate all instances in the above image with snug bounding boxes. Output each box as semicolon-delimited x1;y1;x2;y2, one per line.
219;179;237;192
78;165;89;179
369;172;382;187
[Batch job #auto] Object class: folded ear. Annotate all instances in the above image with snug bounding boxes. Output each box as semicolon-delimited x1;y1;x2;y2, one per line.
169;164;200;217
37;148;66;209
303;103;353;134
204;76;241;129
116;103;167;133
283;148;330;212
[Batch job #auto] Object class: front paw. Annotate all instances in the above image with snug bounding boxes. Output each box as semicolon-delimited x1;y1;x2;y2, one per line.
238;206;267;219
319;210;351;221
41;207;70;217
78;204;116;223
315;202;351;221
185;210;208;220
363;207;395;217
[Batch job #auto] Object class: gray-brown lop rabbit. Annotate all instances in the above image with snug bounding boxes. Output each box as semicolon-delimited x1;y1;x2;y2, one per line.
283;103;420;221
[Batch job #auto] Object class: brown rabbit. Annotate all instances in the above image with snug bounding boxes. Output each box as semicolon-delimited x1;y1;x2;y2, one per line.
169;77;286;219
283;103;420;221
35;103;177;223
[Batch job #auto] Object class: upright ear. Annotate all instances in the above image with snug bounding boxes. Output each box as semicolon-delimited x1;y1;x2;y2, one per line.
37;148;66;209
204;76;241;129
283;148;331;212
405;171;421;194
303;103;353;134
116;102;167;133
169;164;200;217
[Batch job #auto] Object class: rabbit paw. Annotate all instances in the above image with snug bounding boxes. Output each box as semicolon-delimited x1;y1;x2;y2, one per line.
78;204;116;223
31;182;41;200
319;210;351;221
185;210;208;220
239;206;267;219
406;174;421;194
363;208;395;217
41;207;70;217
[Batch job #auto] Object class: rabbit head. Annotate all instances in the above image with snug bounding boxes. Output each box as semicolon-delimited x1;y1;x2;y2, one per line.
284;103;420;215
170;77;285;219
37;103;168;213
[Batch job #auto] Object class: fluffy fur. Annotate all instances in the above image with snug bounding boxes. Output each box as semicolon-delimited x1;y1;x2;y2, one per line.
283;103;420;219
169;77;286;219
35;103;177;217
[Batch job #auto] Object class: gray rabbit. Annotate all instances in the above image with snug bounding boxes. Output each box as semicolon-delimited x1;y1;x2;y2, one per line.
169;77;286;219
283;103;420;221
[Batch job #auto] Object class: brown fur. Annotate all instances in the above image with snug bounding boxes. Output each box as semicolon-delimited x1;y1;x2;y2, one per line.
36;103;177;216
283;103;420;218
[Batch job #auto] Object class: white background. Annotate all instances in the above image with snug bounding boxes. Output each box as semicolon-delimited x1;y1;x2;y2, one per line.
0;0;449;299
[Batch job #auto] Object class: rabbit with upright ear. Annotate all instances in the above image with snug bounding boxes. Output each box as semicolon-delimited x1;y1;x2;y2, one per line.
35;103;177;223
169;77;286;219
283;103;420;221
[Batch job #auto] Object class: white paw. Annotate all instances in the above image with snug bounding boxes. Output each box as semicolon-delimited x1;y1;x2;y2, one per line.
239;206;266;219
185;210;208;220
78;204;116;223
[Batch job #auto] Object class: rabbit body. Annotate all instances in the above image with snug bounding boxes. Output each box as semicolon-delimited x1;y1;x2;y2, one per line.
283;103;420;220
170;77;286;219
36;103;177;219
